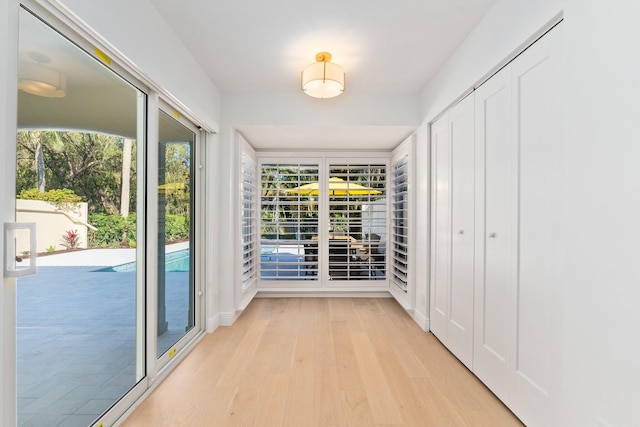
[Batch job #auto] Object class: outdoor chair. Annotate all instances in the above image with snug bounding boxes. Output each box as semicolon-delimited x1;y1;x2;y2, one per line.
303;242;318;276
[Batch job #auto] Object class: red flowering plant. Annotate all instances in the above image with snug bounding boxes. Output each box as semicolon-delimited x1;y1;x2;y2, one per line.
61;229;81;250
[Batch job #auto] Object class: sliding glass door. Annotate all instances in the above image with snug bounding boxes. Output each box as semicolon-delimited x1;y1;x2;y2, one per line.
13;7;146;426
3;5;205;426
156;109;198;358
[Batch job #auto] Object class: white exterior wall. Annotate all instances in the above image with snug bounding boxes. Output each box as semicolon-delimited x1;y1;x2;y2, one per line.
16;199;90;253
419;0;640;425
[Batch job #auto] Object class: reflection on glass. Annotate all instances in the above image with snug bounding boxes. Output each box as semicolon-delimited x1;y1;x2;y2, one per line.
16;7;145;426
157;110;195;357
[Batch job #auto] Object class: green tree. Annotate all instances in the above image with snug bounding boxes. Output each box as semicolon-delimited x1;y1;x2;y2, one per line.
16;130;137;215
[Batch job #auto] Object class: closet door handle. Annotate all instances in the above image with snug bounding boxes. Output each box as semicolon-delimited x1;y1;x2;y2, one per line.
488;232;497;239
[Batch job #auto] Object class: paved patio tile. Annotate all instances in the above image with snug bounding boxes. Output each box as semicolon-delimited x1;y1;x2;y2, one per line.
16;246;190;425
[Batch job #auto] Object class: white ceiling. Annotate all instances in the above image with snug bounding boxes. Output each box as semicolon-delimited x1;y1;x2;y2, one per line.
150;0;497;95
237;125;418;151
20;1;500;150
152;0;496;150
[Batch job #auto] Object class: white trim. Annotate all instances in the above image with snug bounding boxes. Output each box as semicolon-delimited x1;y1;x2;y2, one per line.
113;331;207;426
257;290;393;299
219;310;241;326
408;310;430;332
205;131;220;335
206;314;220;333
145;93;160;380
0;0;19;418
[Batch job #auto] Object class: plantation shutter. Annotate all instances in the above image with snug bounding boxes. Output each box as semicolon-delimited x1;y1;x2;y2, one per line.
391;155;409;292
327;164;387;281
241;153;259;290
260;163;320;280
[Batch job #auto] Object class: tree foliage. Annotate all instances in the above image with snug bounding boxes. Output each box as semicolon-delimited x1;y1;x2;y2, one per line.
162;143;192;216
16;130;138;215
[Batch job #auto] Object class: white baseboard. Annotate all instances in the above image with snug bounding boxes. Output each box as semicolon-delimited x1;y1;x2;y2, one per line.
219;309;240;326
206;315;219;333
409;309;430;332
256;290;392;298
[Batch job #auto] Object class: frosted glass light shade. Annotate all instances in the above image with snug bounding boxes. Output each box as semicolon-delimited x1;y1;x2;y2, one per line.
301;53;345;99
18;61;67;98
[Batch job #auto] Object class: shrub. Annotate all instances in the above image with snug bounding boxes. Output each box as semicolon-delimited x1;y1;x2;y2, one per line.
61;229;81;250
88;212;189;247
165;214;190;242
18;188;82;210
88;213;136;248
46;245;56;253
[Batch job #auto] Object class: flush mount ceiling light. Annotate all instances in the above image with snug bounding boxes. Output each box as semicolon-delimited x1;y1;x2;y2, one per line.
18;52;67;98
301;52;345;99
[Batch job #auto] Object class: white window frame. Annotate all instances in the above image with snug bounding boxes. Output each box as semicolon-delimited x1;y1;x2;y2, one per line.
257;156;322;288
256;151;391;292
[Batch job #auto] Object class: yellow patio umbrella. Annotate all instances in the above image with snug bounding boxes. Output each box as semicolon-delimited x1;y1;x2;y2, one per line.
158;182;185;194
283;177;381;196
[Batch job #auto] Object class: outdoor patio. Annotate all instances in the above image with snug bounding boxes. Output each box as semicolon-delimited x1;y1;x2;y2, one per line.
16;244;189;427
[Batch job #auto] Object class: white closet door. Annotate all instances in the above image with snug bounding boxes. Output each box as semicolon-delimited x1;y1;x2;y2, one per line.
429;115;450;341
447;94;475;368
510;24;563;425
473;64;515;400
473;23;563;425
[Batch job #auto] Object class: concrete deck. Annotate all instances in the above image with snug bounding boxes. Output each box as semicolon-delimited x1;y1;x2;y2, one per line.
17;243;189;427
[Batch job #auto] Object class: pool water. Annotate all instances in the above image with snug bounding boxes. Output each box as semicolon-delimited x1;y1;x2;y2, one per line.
98;249;190;272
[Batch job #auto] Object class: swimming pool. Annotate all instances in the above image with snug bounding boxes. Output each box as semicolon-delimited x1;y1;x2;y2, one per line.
98;248;190;272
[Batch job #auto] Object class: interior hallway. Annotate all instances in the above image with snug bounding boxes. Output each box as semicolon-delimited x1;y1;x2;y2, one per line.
121;297;522;426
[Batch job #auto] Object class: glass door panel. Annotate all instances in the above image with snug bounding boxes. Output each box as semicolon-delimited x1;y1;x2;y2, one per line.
16;7;145;426
157;110;196;357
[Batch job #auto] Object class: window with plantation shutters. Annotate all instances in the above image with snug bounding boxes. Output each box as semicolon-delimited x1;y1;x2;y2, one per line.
391;155;409;292
260;163;320;281
327;164;387;281
241;153;258;290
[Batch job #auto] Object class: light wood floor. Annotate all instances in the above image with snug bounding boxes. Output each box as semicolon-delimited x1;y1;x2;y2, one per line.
121;298;523;426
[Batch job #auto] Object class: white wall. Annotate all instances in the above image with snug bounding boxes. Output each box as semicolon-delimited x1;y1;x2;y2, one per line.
224;92;419;126
419;0;640;425
419;0;562;123
217;90;420;318
57;0;221;130
413;121;429;330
